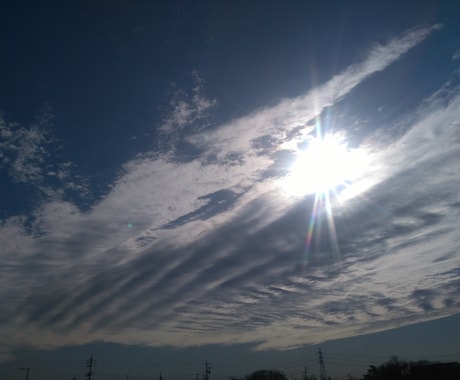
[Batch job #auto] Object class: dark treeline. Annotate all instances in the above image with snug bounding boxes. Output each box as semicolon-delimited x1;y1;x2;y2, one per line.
232;357;460;380
361;356;460;380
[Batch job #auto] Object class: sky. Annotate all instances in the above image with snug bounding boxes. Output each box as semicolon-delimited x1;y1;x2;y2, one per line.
1;1;460;379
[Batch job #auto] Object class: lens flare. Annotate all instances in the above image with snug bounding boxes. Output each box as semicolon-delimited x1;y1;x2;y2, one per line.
279;129;371;269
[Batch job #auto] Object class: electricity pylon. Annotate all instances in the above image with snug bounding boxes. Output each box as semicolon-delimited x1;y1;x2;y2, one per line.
86;355;96;380
204;360;211;380
318;348;327;380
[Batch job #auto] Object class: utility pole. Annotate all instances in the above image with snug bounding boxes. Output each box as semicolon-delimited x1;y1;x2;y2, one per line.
18;367;30;380
204;360;211;380
318;348;327;380
86;355;96;380
303;367;308;380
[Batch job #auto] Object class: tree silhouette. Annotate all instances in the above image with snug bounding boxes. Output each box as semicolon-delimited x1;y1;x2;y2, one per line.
246;369;288;380
362;356;460;380
363;357;408;380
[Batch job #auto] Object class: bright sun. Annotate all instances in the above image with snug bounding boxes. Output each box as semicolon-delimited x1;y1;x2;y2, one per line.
281;133;368;198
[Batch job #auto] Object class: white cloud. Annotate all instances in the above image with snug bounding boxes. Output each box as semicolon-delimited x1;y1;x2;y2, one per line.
158;71;217;156
0;118;50;183
452;49;460;60
0;112;90;205
187;24;442;164
1;23;458;359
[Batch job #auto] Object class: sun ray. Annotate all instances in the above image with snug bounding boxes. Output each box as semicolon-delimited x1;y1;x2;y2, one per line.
303;191;341;267
323;190;341;262
281;118;372;268
304;192;320;263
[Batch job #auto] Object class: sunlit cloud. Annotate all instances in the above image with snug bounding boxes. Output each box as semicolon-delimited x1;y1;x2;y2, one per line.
1;23;459;362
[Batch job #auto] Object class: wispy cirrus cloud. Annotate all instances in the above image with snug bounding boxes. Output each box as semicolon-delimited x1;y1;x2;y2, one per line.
0;112;53;184
158;71;217;158
0;109;90;207
2;23;458;361
187;24;442;163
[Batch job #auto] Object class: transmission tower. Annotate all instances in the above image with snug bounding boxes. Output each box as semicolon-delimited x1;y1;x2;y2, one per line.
204;360;211;380
318;348;327;380
86;355;96;380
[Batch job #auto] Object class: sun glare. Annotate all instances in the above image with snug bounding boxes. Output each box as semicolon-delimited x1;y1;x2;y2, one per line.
281;133;368;198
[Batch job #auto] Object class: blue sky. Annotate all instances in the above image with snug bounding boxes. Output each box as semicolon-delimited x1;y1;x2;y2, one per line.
1;1;460;379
